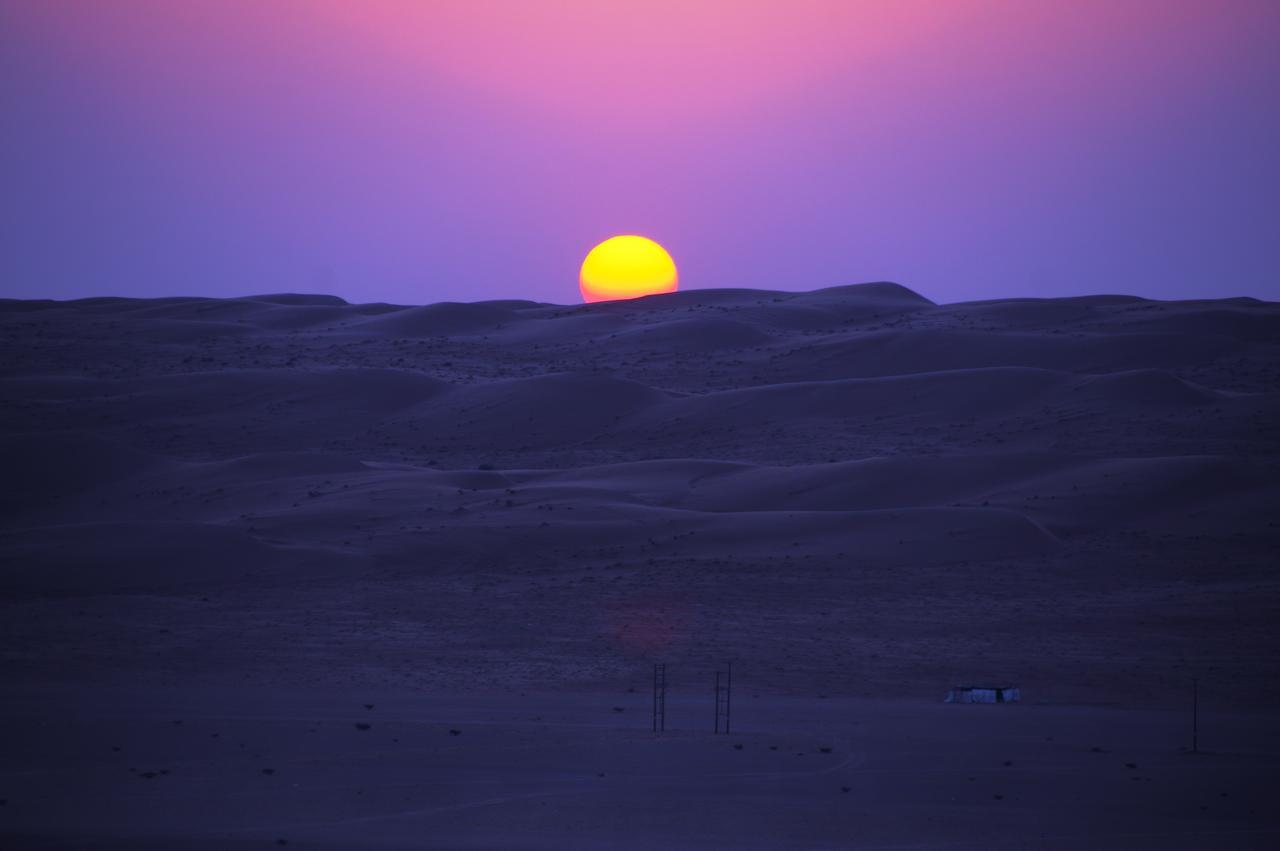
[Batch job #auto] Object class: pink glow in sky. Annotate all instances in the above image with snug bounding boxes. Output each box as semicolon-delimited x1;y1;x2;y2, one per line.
1;0;1277;304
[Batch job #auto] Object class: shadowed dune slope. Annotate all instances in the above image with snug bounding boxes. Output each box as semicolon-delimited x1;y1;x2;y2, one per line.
356;302;516;337
0;433;168;518
611;317;771;352
0;521;364;594
769;329;1233;379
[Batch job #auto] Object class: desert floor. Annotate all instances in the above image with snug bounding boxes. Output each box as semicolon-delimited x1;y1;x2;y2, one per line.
4;683;1279;850
2;283;1278;847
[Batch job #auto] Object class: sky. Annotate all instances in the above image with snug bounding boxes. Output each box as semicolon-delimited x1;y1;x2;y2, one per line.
2;0;1277;306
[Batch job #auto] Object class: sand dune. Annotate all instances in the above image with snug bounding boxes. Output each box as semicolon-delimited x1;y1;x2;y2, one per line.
803;281;936;303
611;317;771;352
249;293;349;306
389;372;670;449
30;360;1219;465
1;283;1277;709
358;301;516;337
770;328;1233;379
1112;307;1280;342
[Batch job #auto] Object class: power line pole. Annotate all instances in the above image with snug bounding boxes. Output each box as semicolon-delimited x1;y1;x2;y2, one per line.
726;660;732;735
714;661;733;734
652;663;666;733
1192;676;1198;754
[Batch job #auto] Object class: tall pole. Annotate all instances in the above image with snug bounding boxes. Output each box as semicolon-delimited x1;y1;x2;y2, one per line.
714;670;721;733
660;664;665;732
1192;677;1199;754
726;661;732;735
652;663;665;733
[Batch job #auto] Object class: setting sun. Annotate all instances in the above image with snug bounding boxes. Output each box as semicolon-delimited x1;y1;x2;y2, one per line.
579;236;678;303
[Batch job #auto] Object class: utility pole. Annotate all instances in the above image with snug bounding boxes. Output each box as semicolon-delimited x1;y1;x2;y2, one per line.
652;663;666;733
714;661;733;734
1192;677;1199;754
726;660;732;735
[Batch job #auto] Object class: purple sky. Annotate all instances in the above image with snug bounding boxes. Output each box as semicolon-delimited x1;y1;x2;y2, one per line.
2;0;1277;306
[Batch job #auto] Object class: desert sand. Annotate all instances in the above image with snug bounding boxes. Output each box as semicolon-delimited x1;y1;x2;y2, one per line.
2;283;1278;848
